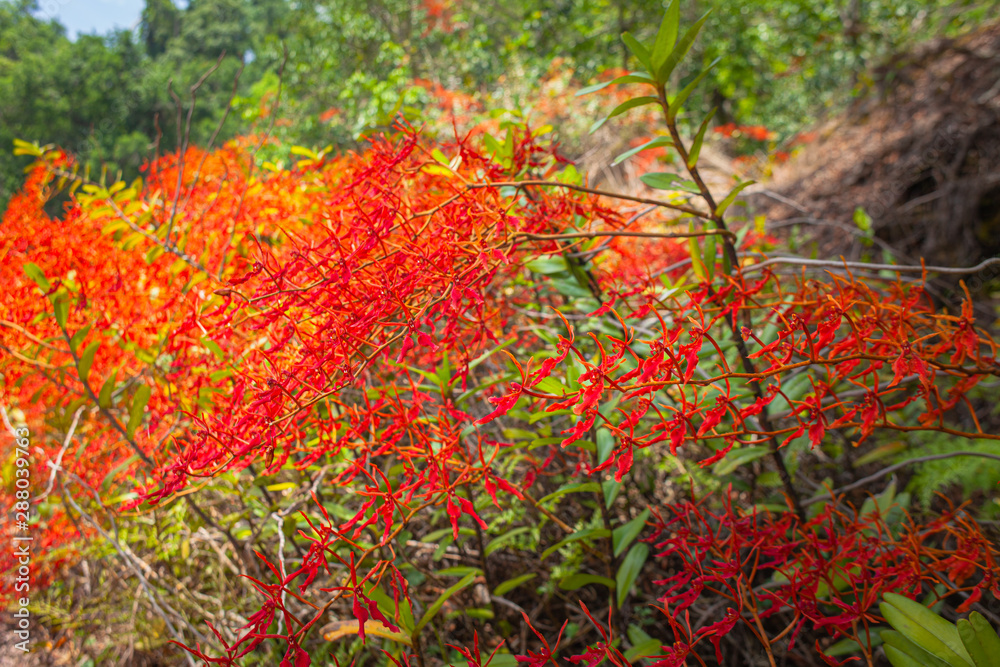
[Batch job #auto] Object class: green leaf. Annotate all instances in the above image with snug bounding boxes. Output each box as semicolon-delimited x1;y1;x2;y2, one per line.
854;442;907;467
541;527;610;559
958;619;991;667
687;107;717;169
265;482;297;492
416;572;476;632
824;632;884;657
53;296;68;330
485;526;531;556
559;574;616;591
525;257;569;275
367;583;415;632
612;136;673;166
860;479;897;519
853;207;873;232
77;341;100;385
201;337;225;361
880;593;974;667
716;181;755;217
602;479;621;509
668;57;721;121
612;508;650;557
621;32;652;74
624;639;663;663
688;221;706;279
69;324;93;352
576;72;654;97
657;10;712;85
23;262;50;291
968;613;1000;663
126;384;152;440
609;96;659;119
98;371;117;409
703;228;717;282
481;654;519;667
713;445;770;476
589;96;659;134
881;631;956;667
639;172;698;192
649;0;680;78
537;481;600;507
615;543;650;607
467;339;518;371
435;566;483;578
493;572;537;596
100;454;139;494
13;138;42;157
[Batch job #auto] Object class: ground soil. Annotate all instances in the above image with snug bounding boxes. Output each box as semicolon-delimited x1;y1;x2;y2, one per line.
753;21;1000;293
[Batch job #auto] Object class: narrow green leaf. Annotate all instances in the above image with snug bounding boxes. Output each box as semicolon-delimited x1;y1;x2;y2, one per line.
713;445;770;476
609;96;659;119
265;482;298;492
688;221;706;279
100;454;139;494
98;371;117;409
126;384;152;439
687;107;718;169
559;574;616;591
703;229;717;282
576;72;654;97
716;180;755;217
657;10;712;84
537;481;600;506
624;639;663;663
880;630;957;667
639;172;698;192
69;323;93;352
53;296;68;329
467;338;517;371
494;572;537;596
621;32;652;74
957;619;991;667
824;631;885;657
880;593;973;666
854;441;908;467
969;614;1000;661
201;337;225;361
525;257;569;275
649;0;680;77
367;582;415;632
23;262;50;291
590;96;659;134
612;508;650;557
612;136;673;166
602;479;621;509
435;566;483;578
668;57;721;120
77;341;100;385
541;527;610;559
485;526;531;556
416;572;476;632
615;543;650;607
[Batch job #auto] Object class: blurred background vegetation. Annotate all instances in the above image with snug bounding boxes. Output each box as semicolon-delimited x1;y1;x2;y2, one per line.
0;0;993;207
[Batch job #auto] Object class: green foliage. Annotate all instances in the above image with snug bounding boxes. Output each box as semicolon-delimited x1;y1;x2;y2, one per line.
2;0;992;211
880;593;1000;667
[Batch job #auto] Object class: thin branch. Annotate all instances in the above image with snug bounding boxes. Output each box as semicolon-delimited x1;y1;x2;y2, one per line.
742;256;1000;277
465;180;712;219
804;451;1000;505
512;228;734;243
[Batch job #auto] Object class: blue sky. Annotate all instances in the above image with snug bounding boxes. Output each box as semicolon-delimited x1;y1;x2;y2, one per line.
34;0;145;38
